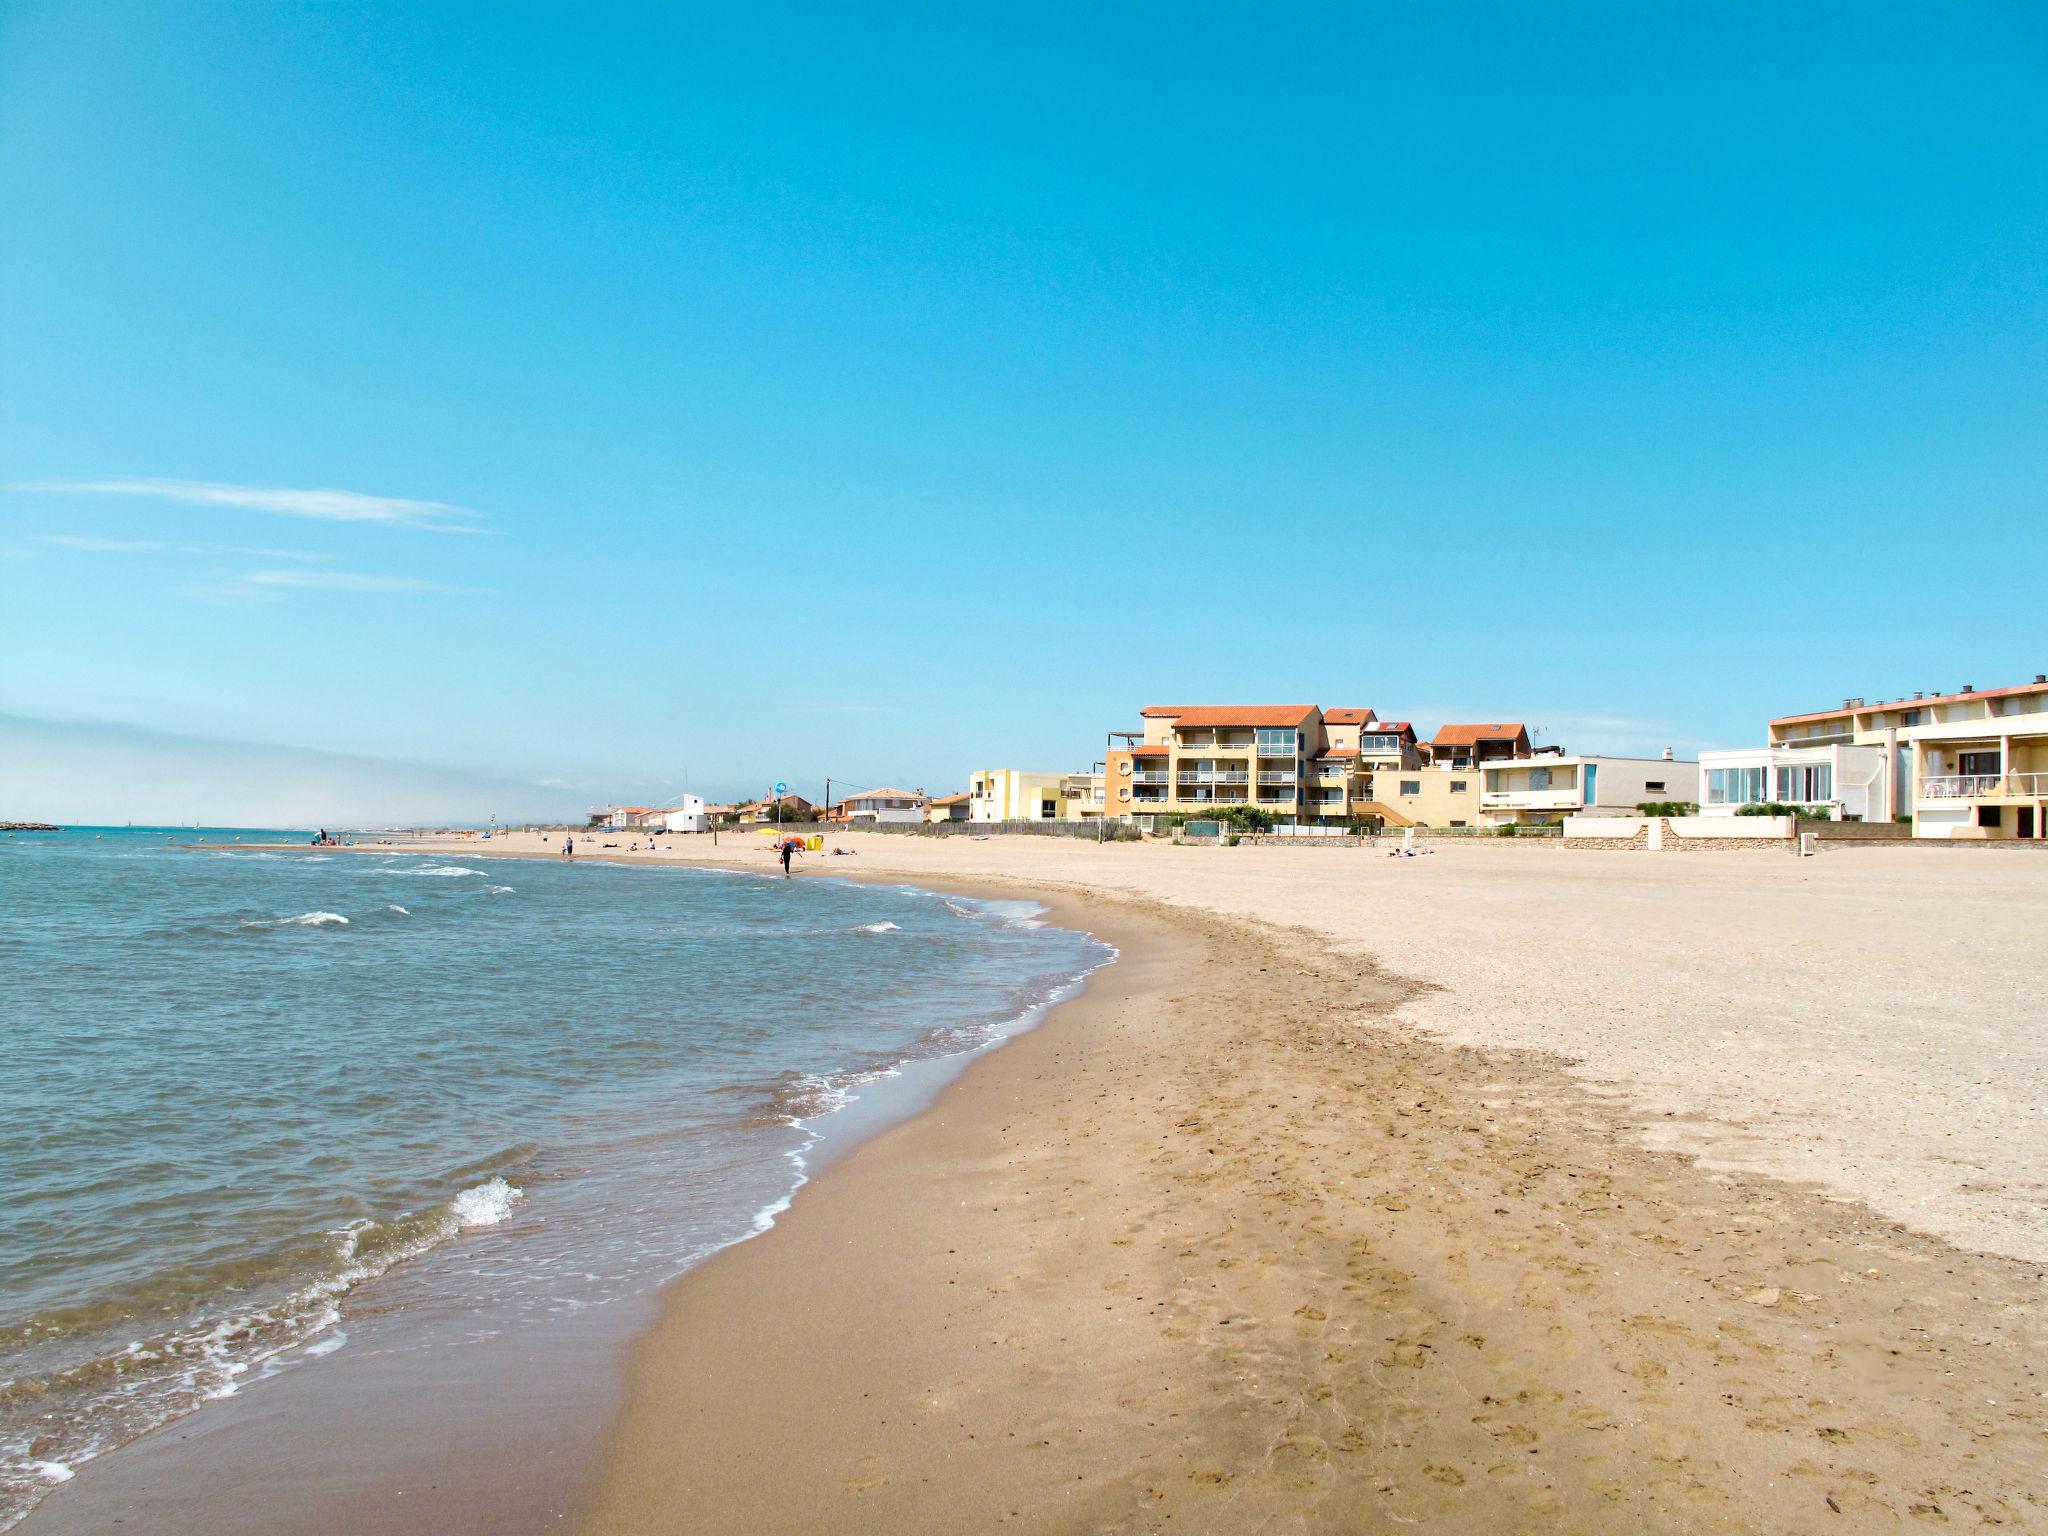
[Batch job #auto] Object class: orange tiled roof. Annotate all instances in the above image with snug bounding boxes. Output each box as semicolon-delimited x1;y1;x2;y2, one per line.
1129;744;1170;756
1316;748;1359;759
1321;708;1375;725
1365;721;1414;735
1431;722;1526;746
1144;705;1318;728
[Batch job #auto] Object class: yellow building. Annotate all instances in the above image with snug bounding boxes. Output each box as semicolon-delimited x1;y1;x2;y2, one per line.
1770;677;2048;839
1362;765;1484;827
968;769;1067;823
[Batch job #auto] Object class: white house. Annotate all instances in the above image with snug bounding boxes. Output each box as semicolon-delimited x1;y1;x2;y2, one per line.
1480;750;1699;826
836;788;929;825
662;796;708;833
1696;745;1887;820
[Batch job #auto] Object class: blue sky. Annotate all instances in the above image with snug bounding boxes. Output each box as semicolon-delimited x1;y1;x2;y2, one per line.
3;3;2044;821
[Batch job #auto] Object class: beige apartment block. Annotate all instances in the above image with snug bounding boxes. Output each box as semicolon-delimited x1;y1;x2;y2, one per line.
1108;705;1423;827
1360;764;1485;827
1770;675;2048;839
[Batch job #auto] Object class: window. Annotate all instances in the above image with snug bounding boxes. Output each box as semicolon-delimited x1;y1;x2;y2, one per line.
1040;800;1057;818
1959;750;2001;777
1645;780;1666;793
1775;764;1833;803
1399;779;1421;796
1980;806;2003;828
1449;820;1467;828
1255;727;1297;757
1450;780;1467;793
1529;767;1552;790
1706;766;1766;805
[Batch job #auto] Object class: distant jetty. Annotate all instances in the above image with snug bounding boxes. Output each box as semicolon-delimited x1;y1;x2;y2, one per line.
1;822;59;832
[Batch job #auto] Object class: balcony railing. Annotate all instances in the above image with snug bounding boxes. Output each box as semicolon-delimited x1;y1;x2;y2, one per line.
1480;787;1582;809
1920;772;2048;800
1256;771;1296;785
1130;771;1169;785
1177;771;1250;784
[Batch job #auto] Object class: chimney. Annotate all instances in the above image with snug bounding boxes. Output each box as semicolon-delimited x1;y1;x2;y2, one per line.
1962;684;1974;694
1913;691;1924;700
2035;674;2045;685
1662;746;1674;761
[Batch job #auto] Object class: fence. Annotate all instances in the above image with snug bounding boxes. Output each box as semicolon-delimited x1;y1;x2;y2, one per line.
713;819;1142;841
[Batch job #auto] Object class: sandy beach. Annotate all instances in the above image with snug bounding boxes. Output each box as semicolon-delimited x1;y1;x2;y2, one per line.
356;829;2048;1532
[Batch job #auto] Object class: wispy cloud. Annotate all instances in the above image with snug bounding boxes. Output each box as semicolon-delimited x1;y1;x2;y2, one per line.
13;477;483;532
241;569;453;594
41;535;170;553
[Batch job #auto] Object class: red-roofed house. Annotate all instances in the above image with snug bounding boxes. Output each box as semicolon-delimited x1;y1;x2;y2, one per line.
1427;722;1531;770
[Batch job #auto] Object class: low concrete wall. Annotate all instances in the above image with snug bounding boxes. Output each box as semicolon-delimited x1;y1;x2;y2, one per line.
1669;815;1793;839
1811;821;1914;841
1561;816;1650;850
1563;816;1645;838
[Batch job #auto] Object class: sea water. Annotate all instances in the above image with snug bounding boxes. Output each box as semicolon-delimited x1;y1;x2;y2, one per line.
0;829;1110;1528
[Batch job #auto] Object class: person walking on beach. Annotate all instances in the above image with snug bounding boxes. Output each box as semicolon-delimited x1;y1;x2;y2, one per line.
780;837;796;877
564;833;574;860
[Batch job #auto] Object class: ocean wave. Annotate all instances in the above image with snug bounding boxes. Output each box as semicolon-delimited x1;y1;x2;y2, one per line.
856;920;900;934
278;911;348;927
451;1176;523;1228
387;905;410;915
486;885;514;896
0;1175;526;1526
762;1066;903;1123
406;865;482;878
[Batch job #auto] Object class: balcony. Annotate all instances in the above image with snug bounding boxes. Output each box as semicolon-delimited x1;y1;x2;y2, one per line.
1481;787;1583;812
1178;772;1250;786
1256;770;1296;785
1919;773;2048;802
1130;771;1169;786
1175;736;1256;753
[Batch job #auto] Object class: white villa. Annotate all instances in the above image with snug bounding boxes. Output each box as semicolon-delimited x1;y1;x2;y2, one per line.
1479;750;1699;826
835;788;929;825
1696;745;1887;820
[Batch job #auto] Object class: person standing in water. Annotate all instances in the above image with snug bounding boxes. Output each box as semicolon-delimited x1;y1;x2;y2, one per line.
564;833;574;860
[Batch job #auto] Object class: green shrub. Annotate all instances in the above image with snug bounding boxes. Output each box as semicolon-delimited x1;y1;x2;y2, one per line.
1635;801;1698;817
1496;822;1518;836
1738;802;1835;821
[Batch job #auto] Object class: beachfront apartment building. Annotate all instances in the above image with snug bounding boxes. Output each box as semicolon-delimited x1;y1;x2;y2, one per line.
1767;676;2048;839
1104;705;1398;828
1479;751;1699;826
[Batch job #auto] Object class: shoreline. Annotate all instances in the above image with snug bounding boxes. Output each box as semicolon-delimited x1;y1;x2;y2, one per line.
14;848;1113;1536
31;833;2048;1531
